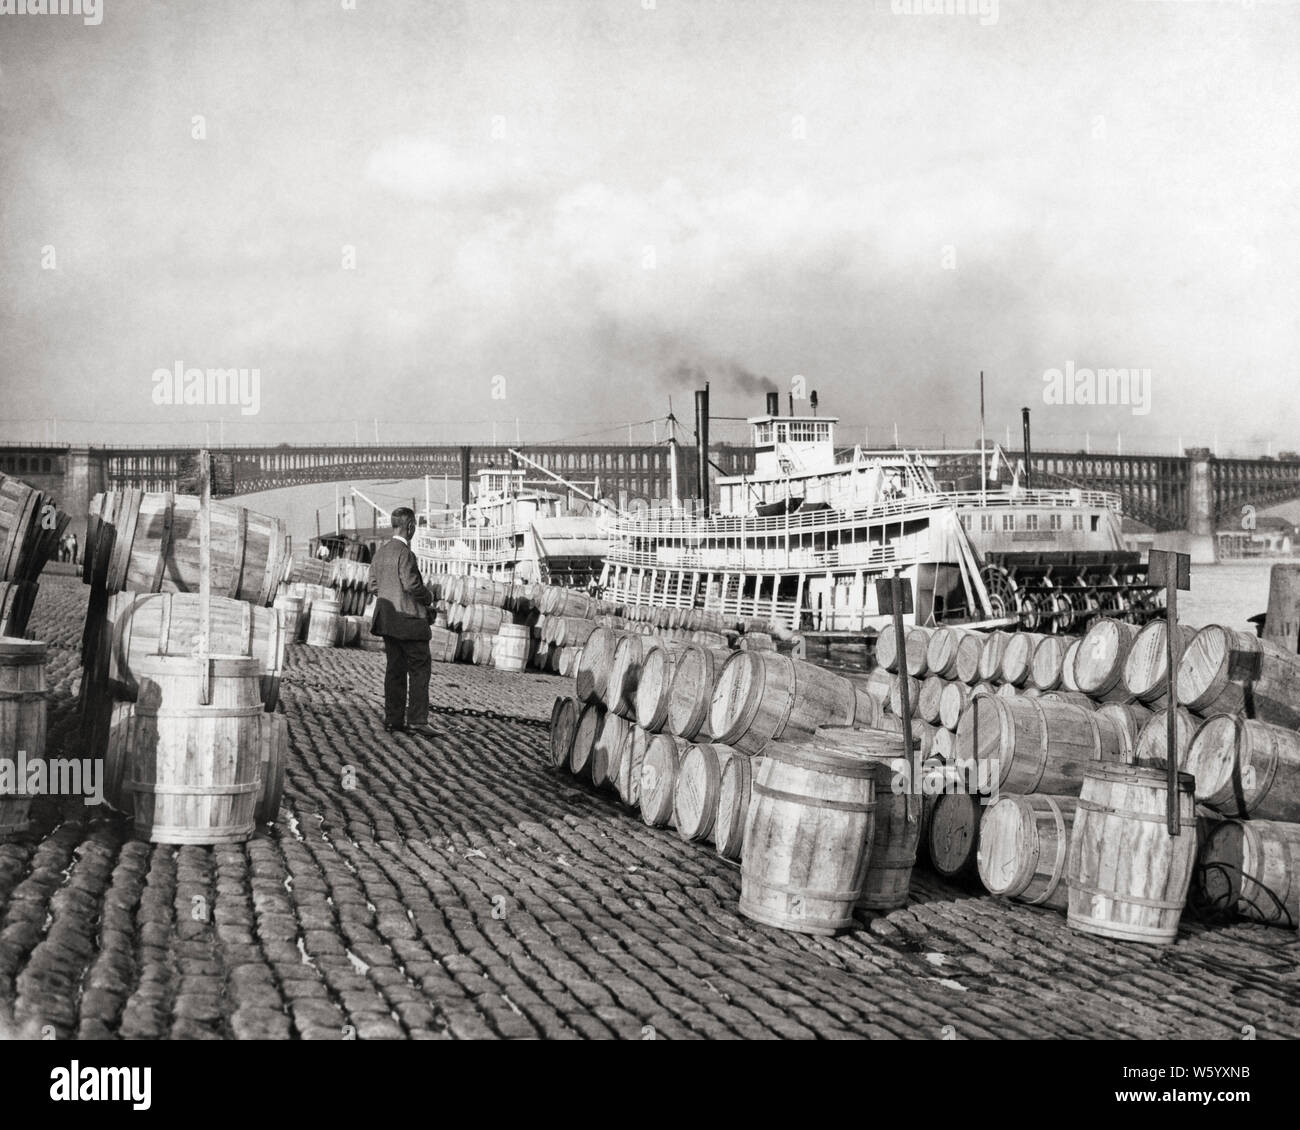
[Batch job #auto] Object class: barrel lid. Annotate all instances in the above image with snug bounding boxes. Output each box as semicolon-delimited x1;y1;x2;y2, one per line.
765;737;886;778
0;638;47;660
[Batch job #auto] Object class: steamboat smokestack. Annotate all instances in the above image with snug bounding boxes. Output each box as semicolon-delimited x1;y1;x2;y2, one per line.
1021;407;1033;490
695;385;710;517
765;391;779;417
460;445;472;521
810;390;819;416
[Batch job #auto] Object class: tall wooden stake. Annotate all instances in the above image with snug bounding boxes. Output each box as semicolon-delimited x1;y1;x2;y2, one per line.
1150;549;1191;834
199;448;212;706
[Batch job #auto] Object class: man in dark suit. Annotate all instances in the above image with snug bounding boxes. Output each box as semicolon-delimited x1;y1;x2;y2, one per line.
367;508;436;736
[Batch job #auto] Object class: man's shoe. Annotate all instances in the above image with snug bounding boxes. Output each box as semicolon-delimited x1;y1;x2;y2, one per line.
407;723;437;738
383;722;407;733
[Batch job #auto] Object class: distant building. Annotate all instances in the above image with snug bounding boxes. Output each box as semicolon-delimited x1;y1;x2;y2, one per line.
1216;514;1297;559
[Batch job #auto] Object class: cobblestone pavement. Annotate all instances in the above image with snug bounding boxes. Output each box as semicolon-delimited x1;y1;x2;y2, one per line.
2;577;1297;1040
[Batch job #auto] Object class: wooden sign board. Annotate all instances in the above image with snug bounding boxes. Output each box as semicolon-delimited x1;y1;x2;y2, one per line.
1227;647;1262;683
1147;549;1191;591
178;451;235;497
875;576;914;615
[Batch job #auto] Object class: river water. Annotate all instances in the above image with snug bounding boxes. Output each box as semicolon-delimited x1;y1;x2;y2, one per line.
1177;560;1286;634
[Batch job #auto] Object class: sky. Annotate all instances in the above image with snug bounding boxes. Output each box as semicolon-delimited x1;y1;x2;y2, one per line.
1;0;1298;457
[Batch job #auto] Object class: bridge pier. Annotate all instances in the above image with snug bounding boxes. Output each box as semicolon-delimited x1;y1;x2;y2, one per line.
62;447;106;545
1180;447;1218;563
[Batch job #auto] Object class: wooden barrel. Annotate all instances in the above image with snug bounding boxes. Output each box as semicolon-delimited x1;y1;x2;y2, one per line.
1066;762;1197;944
616;725;650;808
551;617;596;647
1057;639;1080;692
574;626;623;705
125;655;263;844
1132;706;1198;767
715;752;755;862
740;741;877;935
549;696;579;770
1029;635;1067;691
955;632;985;685
635;643;684;732
955;694;1105;796
711;652;858;756
666;645;729;740
272;593;303;642
591;712;630;790
472;632;496;666
995;682;1019;699
938;681;970;732
464;604;506;634
570;702;604;781
639;733;686;827
605;634;648;719
0;579;38;639
1001;633;1048;688
874;625;899;673
903;627;931;677
1198;818;1300;926
673;742;731;843
255;713;288;825
739;632;775;653
1183;715;1300;821
549;589;596;619
0;640;47;837
977;631;1013;684
1177;626;1300;728
1073;618;1139;703
305;598;341;647
0;475;44;583
1095;702;1153;764
811;728;920;909
493;624;530;672
430;626;459;663
338;616;363;647
98;591;287;710
888;673;921;720
1040;689;1095;709
926;628;968;680
101;490;288;606
927;767;983;880
1123;620;1198;707
977;794;1077;910
931;726;956;763
917;675;945;725
558;646;583;678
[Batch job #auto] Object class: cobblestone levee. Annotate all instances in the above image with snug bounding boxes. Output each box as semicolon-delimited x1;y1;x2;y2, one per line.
2;577;1297;1039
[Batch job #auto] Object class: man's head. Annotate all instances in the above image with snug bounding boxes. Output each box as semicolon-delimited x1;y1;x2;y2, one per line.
391;507;417;538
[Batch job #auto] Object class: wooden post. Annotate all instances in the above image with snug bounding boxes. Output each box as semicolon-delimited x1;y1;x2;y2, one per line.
198;448;212;705
1149;549;1190;834
877;574;916;816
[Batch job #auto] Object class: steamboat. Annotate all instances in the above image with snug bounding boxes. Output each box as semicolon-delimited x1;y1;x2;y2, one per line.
598;390;1163;636
410;465;609;590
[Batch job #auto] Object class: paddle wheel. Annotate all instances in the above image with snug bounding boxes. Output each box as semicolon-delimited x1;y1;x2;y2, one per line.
979;551;1165;635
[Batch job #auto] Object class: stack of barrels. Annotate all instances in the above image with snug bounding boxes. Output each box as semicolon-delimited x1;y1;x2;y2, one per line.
0;472;71;638
883;615;1300;943
78;490;290;842
548;625;882;916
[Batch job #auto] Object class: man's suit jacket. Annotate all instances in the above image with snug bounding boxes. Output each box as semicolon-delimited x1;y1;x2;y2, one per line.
367;537;434;641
